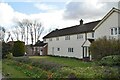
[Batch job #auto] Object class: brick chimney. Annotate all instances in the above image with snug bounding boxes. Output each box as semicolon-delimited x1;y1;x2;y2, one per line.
80;19;83;25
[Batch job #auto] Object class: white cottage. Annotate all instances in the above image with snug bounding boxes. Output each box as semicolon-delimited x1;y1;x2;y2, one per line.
43;7;120;60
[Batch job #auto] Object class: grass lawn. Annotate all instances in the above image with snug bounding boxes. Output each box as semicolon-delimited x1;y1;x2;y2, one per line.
2;56;119;79
2;60;28;78
29;56;93;67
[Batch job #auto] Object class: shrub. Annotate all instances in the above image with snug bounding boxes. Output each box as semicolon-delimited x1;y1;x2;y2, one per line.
13;57;63;72
2;42;12;58
12;41;25;57
98;55;120;66
6;52;13;59
90;37;120;61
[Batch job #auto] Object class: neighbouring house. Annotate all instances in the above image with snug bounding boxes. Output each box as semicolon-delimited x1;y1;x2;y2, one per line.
26;45;33;56
43;7;120;60
26;41;47;56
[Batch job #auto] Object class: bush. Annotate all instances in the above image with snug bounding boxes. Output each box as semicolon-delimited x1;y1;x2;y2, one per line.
6;52;13;59
90;37;120;61
2;42;12;58
98;55;120;66
12;41;25;57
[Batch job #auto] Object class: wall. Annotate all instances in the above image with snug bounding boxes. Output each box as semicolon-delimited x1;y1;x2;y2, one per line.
44;33;86;59
95;11;119;39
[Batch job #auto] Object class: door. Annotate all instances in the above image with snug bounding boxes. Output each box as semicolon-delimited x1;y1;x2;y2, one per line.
83;46;90;60
40;49;43;55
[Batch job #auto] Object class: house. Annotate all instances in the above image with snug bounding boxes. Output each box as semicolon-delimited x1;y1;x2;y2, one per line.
26;41;47;56
33;40;47;56
43;7;120;60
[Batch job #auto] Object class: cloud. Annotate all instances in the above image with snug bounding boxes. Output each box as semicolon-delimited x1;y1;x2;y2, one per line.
0;3;79;41
63;1;118;21
34;3;58;11
0;3;14;28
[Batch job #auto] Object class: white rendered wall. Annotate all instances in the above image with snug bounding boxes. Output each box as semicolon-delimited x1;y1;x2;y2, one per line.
95;12;119;39
44;32;94;59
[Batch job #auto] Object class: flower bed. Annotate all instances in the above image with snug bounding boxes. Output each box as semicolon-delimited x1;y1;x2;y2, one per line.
3;57;120;79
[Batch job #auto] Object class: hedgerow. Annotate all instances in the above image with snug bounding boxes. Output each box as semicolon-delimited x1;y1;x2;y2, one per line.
90;37;120;61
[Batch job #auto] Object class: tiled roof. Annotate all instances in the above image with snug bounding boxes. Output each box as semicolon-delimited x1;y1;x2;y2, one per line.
43;20;101;39
34;41;47;47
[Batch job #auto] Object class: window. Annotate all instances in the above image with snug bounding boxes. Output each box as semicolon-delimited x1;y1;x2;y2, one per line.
44;39;46;41
111;28;113;35
119;27;120;34
65;36;70;40
115;28;117;35
92;32;94;38
49;38;52;41
57;48;60;51
77;34;83;39
68;48;74;52
56;37;59;41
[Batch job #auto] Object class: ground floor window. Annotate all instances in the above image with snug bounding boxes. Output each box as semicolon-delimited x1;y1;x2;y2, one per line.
68;48;74;52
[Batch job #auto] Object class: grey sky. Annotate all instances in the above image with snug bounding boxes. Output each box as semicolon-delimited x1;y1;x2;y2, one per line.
63;2;118;20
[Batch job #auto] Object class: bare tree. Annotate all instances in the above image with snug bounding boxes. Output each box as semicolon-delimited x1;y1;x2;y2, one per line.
13;19;44;45
0;26;5;41
6;32;13;42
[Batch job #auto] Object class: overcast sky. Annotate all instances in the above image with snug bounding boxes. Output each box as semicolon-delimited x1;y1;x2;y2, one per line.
0;0;119;41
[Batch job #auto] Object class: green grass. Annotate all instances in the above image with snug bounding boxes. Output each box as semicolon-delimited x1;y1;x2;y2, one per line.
0;60;2;72
30;56;93;67
2;60;28;78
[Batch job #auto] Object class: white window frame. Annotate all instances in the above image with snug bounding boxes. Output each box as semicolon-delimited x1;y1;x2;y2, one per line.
92;32;94;38
68;48;74;53
111;28;114;35
115;28;117;35
49;38;52;41
119;27;120;34
56;37;59;41
77;34;83;39
57;48;60;51
65;36;70;40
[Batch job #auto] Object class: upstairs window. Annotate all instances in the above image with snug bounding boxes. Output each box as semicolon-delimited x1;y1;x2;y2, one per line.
92;32;94;38
77;34;83;39
111;28;113;35
65;36;70;40
56;37;59;41
119;27;120;34
115;28;117;35
44;39;46;42
49;38;52;41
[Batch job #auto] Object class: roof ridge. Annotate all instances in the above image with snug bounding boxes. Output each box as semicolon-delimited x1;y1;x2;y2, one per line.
57;20;101;31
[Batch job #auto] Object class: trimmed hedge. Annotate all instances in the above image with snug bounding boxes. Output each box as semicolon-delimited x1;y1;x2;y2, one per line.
90;37;120;61
12;41;25;57
98;55;120;66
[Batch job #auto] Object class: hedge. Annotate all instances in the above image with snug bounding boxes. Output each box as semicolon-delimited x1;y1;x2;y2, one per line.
90;37;120;61
12;41;25;57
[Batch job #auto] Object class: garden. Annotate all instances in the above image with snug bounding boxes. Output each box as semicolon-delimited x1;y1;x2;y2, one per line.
2;56;120;80
2;38;120;79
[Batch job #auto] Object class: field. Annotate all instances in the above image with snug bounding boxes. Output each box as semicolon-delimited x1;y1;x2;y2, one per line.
2;56;120;79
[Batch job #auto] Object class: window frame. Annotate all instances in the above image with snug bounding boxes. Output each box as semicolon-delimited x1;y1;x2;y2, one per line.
65;36;70;40
56;37;59;41
119;27;120;34
57;48;60;51
68;48;74;53
115;28;117;35
92;32;94;38
77;34;83;39
49;38;52;41
111;28;114;35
